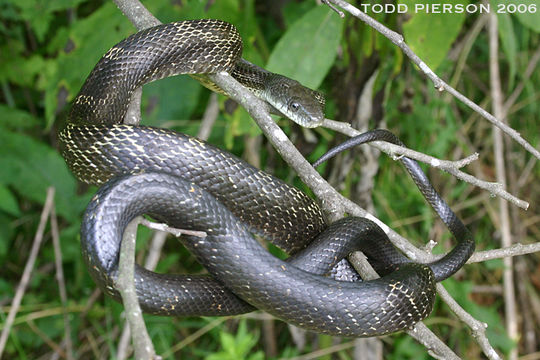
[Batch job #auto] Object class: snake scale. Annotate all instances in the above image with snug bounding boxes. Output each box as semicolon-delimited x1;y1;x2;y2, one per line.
59;19;475;337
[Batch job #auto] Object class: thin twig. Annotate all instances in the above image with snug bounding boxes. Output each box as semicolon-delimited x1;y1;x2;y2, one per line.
161;317;230;358
197;93;220;140
320;0;345;18
0;187;55;358
323;119;529;210
503;47;540;117
469;242;540;263
50;204;74;360
116;217;160;360
139;218;207;238
437;284;501;360
489;13;518;359
27;320;66;357
116;324;132;360
322;0;540;161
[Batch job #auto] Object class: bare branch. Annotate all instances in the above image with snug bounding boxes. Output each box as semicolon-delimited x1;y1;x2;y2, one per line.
489;13;518;359
469;242;540;263
323;119;529;209
437;284;501;360
116;217;160;360
197;93;220;140
117;230;168;359
50;204;74;360
112;0;160;29
139;218;207;238
112;0;159;126
123;87;142;125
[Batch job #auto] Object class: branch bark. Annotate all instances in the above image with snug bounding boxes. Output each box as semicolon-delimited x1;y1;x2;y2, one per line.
323;119;529;210
488;11;518;360
50;204;74;360
116;218;159;360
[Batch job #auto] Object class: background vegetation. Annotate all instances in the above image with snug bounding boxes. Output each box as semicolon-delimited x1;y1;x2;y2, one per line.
0;0;539;359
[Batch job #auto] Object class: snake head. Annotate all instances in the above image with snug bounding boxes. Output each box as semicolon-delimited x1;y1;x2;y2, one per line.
264;75;325;128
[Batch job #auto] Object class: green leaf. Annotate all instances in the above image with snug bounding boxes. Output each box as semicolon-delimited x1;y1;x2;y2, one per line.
13;0;88;41
497;11;517;88
400;0;468;70
0;130;90;221
0;42;47;87
220;332;237;355
0;105;39;130
223;105;262;149
0;185;21;216
0;214;14;256
266;5;343;89
142;76;202;127
44;2;134;128
511;0;540;32
205;319;262;360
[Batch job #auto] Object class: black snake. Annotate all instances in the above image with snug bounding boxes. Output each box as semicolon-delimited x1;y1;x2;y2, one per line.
59;19;475;337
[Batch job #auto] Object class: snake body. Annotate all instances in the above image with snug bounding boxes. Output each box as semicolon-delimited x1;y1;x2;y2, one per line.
60;19;474;336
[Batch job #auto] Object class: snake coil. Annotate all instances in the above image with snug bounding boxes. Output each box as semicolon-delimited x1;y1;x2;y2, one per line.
59;19;474;337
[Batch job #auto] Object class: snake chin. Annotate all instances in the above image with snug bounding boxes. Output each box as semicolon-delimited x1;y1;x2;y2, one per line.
263;75;325;128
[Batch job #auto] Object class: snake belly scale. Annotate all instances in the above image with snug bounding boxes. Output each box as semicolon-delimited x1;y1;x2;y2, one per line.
59;19;474;336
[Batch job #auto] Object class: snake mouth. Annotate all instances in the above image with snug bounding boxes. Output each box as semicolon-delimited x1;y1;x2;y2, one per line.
262;76;325;128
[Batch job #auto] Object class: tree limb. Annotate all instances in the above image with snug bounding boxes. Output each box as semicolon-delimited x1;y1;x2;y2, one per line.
323;119;529;210
116;217;159;360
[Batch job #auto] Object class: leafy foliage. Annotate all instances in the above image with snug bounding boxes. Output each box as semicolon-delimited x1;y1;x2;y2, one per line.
205;320;264;360
0;0;538;359
400;0;468;70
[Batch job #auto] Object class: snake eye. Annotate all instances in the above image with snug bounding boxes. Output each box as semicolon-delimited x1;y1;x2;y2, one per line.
290;102;300;112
